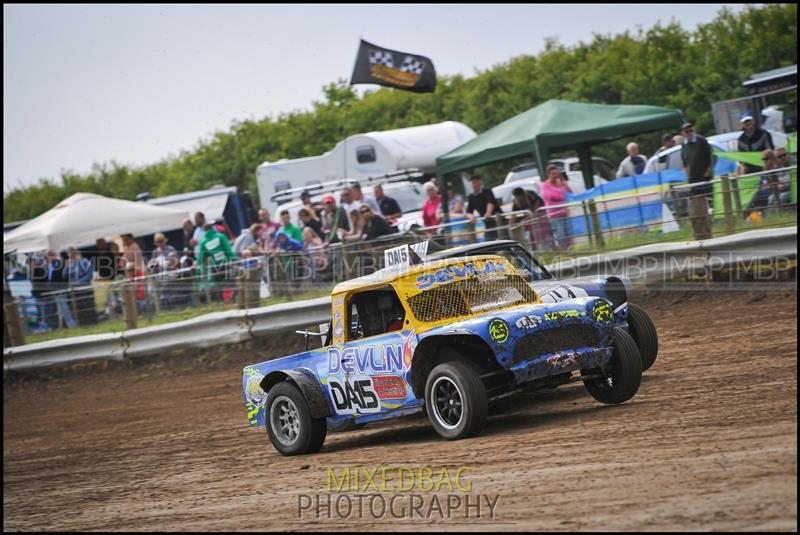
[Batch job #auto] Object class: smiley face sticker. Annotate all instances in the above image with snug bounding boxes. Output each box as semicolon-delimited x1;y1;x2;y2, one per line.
488;318;510;344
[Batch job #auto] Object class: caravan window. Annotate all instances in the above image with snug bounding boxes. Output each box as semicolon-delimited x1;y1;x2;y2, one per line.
356;145;376;164
274;180;291;192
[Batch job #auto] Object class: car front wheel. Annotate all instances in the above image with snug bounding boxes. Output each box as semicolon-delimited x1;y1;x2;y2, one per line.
425;361;488;440
582;327;642;404
266;381;327;456
626;303;658;371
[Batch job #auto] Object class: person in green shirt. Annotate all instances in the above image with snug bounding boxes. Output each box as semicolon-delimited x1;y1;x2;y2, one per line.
197;221;236;301
278;209;303;243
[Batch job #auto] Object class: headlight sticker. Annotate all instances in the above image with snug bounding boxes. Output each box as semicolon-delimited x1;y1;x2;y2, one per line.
593;300;612;323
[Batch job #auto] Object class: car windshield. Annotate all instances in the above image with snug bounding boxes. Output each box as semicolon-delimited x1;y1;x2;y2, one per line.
407;272;537;323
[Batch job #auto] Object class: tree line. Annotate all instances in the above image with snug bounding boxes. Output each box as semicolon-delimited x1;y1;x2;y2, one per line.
3;3;796;223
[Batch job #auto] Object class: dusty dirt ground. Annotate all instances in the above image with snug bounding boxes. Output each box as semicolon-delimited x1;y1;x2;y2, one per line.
3;288;797;531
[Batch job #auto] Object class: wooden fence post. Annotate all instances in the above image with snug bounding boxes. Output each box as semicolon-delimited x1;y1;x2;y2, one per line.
152;279;161;315
236;264;245;309
588;200;605;250
730;176;743;222
4;291;25;347
581;201;595;249
121;281;138;330
69;288;79;326
720;174;735;235
245;265;262;308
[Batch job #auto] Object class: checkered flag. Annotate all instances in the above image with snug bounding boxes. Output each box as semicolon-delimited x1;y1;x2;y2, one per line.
351;39;436;93
400;56;425;75
369;49;395;69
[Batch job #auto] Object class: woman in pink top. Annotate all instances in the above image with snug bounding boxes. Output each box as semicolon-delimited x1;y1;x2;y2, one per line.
421;181;442;228
539;165;573;250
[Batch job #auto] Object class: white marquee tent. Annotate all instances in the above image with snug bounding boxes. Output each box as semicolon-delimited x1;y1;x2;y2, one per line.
3;192;191;254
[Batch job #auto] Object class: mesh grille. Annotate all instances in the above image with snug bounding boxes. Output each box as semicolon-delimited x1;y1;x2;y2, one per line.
407;274;537;323
512;325;601;364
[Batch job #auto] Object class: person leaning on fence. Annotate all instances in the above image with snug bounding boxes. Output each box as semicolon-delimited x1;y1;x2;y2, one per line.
157;251;188;310
511;187;550;249
466;175;502;241
440;185;470;246
27;253;50;330
344;208;365;242
352;183;381;215
91;238;118;281
152;232;176;266
374;184;402;220
616;142;648;178
272;229;303;252
197;221;236;303
302;226;327;277
45;249;76;330
769;148;792;212
775;146;793;168
645;134;682;174
360;204;395;241
648;133;690;219
298;208;325;240
745;149;791;217
66;246;97;326
233;223;260;256
737;112;774;175
279;209;303;243
321;195;350;244
124;261;147;312
539;165;573;250
191;212;207;258
421;181;442;228
340;187;361;216
272;229;304;284
257;209;281;253
121;234;147;274
300;190;323;220
680;122;714;240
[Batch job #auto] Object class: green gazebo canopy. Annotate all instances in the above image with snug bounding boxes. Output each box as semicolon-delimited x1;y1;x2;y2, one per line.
436;99;684;182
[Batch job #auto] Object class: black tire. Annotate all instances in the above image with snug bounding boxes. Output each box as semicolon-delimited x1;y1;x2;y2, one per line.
425;361;488;440
582;328;642;404
265;381;327;456
627;303;659;371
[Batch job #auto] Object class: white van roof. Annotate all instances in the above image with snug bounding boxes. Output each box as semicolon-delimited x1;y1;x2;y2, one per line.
352;121;476;170
258;121;476;171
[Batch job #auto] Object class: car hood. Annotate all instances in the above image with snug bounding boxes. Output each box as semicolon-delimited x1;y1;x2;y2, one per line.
418;296;614;369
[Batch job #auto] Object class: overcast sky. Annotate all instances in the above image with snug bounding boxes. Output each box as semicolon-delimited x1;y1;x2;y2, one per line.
3;4;749;193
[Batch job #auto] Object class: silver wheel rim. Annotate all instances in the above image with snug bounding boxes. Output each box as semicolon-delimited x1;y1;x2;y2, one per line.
270;395;301;446
431;376;464;431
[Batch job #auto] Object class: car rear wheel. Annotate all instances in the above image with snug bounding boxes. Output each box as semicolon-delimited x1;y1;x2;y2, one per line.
627;303;658;371
425;361;488;440
582;328;642;404
266;381;327;456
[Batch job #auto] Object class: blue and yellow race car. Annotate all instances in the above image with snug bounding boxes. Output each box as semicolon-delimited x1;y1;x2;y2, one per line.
243;254;642;455
426;240;659;372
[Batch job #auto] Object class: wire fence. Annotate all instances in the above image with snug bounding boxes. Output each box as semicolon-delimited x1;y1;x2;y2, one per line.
5;166;796;342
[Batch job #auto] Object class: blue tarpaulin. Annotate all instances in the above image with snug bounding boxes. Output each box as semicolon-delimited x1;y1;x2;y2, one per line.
564;170;687;236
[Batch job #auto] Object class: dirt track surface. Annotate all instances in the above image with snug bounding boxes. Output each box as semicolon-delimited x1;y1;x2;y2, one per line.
4;289;798;531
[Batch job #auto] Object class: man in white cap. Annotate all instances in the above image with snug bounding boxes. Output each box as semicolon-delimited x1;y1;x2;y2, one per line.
737;112;774;174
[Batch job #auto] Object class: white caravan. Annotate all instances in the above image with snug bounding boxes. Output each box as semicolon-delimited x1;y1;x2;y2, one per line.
256;121;476;214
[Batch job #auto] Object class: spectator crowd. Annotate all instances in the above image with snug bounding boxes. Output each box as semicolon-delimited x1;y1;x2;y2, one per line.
7;115;795;333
